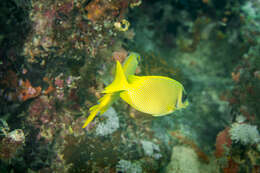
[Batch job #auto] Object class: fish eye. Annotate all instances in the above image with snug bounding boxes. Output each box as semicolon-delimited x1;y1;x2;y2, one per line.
182;91;188;103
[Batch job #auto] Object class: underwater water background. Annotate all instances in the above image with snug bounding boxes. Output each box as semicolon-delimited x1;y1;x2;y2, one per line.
0;0;260;172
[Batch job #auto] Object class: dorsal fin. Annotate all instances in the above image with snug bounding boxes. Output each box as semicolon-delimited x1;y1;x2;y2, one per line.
102;61;129;93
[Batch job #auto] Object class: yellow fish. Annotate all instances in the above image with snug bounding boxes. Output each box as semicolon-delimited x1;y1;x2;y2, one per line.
82;53;188;128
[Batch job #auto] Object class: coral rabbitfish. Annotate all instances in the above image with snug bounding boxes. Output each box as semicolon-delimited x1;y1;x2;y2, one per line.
82;52;189;128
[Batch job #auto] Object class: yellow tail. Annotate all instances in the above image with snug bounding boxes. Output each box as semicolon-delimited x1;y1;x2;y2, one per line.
82;93;119;128
82;105;100;128
82;59;135;128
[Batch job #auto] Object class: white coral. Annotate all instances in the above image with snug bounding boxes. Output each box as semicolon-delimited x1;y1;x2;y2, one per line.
95;107;119;136
116;160;142;173
141;140;162;159
229;123;260;145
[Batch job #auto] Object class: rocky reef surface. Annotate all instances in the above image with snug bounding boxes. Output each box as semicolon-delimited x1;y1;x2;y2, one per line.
0;0;260;172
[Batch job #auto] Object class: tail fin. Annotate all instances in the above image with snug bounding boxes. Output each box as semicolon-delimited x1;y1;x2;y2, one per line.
82;61;129;128
82;93;119;128
82;105;100;128
102;61;129;93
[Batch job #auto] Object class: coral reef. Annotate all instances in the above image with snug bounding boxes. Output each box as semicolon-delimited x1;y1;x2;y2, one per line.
95;107;119;136
1;0;260;172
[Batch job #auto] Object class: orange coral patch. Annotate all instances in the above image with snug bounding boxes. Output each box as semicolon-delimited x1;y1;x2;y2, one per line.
215;127;232;158
85;0;119;22
18;79;41;101
43;77;55;95
43;85;55;95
